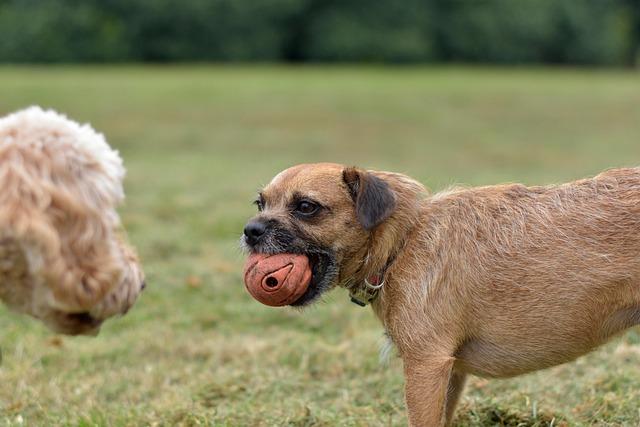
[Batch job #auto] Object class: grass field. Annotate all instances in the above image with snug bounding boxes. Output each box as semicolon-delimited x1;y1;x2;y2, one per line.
1;66;640;427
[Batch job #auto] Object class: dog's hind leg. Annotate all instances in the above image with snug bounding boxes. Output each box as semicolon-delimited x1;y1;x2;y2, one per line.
403;355;456;427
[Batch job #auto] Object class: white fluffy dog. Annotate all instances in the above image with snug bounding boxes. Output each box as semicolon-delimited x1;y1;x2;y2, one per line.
0;107;144;335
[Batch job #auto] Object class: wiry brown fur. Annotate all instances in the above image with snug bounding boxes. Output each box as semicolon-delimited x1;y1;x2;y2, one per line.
0;107;144;335
252;163;640;426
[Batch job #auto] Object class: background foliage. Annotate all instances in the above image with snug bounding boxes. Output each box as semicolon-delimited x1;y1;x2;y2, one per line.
0;0;638;65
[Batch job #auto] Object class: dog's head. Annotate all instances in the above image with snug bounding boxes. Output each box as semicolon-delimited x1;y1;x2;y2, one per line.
242;163;425;306
0;107;145;335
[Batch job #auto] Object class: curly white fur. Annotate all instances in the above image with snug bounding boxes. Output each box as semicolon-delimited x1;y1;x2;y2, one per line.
0;106;144;335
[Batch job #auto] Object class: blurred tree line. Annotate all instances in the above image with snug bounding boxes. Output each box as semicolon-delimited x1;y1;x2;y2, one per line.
0;0;638;65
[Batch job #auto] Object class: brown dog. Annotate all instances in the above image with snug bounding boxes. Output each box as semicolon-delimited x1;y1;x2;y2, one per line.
242;163;640;426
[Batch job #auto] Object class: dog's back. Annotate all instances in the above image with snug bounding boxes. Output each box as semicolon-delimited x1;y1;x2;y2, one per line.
421;167;640;377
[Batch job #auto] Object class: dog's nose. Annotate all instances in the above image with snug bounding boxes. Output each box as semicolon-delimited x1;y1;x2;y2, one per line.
244;220;267;245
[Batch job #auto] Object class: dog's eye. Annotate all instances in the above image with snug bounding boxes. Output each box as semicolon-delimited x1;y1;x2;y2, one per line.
296;201;319;216
253;199;264;212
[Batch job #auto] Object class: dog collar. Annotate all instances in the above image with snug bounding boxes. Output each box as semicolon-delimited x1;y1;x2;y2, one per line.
348;227;413;307
349;274;385;307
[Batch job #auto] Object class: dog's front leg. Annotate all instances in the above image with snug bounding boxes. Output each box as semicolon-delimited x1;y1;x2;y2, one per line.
403;355;455;427
445;370;466;425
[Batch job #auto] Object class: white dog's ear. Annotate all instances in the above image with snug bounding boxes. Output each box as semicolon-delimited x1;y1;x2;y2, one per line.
342;167;396;230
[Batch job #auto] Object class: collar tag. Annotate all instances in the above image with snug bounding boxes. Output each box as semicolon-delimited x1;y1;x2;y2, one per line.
365;276;385;290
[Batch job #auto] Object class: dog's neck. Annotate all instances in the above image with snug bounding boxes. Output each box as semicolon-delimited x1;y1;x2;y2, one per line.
347;172;426;306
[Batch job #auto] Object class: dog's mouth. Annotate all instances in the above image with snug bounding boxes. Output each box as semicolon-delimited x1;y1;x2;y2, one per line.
242;222;338;307
289;250;337;307
49;311;103;336
66;311;99;325
244;247;337;307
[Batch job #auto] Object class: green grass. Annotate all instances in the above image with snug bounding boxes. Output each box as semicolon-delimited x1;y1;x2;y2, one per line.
1;66;640;426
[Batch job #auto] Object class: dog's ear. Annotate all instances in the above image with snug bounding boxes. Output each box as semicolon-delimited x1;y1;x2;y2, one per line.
342;167;396;230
